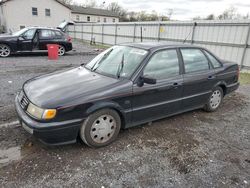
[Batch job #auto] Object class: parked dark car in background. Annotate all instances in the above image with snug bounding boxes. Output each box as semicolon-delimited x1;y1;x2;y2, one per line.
15;43;239;147
0;27;72;57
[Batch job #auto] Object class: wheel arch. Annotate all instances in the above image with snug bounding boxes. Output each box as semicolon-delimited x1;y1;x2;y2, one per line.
0;42;13;51
85;101;126;129
214;81;227;96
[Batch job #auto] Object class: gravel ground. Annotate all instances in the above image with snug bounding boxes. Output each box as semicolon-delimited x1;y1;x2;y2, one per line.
0;43;249;187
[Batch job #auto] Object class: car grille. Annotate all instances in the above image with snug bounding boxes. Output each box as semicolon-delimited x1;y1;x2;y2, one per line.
19;91;29;110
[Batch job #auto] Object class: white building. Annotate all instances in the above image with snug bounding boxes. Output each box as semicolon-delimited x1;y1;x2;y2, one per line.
0;0;119;33
70;6;119;23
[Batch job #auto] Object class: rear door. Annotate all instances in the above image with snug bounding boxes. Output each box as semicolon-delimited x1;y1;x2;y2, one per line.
38;29;56;50
132;49;183;124
180;48;216;110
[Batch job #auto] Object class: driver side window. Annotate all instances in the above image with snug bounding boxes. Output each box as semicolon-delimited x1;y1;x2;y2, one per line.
22;29;36;40
144;49;180;80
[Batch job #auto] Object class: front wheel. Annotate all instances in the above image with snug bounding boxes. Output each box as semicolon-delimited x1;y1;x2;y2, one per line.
80;109;121;148
58;45;65;56
0;44;11;57
204;87;223;112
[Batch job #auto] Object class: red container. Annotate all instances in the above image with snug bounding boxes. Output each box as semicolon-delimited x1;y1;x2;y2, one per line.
47;44;59;60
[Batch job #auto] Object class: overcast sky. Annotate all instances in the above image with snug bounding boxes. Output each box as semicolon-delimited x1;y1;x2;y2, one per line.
74;0;250;20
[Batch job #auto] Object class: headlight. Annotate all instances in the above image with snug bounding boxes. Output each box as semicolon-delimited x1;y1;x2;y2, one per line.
27;103;56;120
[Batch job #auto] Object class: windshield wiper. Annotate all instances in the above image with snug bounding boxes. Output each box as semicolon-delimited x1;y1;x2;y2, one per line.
91;49;113;72
116;54;124;78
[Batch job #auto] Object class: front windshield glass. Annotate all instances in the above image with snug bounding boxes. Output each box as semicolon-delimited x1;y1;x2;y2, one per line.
85;46;148;79
12;28;28;36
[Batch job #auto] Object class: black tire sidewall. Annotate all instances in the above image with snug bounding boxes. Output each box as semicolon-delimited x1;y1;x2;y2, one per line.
80;109;121;148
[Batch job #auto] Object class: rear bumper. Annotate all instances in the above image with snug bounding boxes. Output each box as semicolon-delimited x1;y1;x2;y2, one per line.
15;96;83;145
65;43;73;52
226;82;240;94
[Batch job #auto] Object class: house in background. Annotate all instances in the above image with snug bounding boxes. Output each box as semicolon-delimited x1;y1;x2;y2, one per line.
0;0;119;33
70;6;119;23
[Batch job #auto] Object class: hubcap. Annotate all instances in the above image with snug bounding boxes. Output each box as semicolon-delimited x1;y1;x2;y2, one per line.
0;44;10;57
210;90;222;109
58;46;65;56
90;115;116;144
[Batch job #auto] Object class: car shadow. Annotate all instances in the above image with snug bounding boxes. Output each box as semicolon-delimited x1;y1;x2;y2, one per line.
11;52;48;57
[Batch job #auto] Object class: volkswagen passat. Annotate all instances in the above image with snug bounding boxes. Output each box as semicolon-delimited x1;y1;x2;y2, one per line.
15;43;239;147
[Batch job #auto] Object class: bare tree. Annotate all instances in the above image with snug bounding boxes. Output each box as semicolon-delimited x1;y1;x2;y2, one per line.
107;2;127;21
167;9;173;20
206;14;215;20
60;0;73;5
218;6;237;20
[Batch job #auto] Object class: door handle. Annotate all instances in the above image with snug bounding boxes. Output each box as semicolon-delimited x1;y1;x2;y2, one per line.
208;75;216;80
172;82;180;89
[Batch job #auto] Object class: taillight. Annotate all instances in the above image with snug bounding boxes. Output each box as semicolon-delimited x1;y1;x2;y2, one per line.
237;66;240;81
67;36;72;43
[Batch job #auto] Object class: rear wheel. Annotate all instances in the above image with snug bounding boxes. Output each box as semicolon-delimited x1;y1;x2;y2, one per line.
80;109;121;148
58;45;65;56
204;87;223;112
0;44;11;57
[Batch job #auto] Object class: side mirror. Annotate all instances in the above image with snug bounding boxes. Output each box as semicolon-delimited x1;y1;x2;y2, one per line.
18;36;25;41
137;75;156;87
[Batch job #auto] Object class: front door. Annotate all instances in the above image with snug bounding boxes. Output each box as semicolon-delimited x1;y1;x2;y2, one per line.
180;48;216;110
131;49;183;125
18;28;36;51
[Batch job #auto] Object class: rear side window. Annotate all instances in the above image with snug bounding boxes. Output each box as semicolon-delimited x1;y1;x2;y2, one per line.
55;31;63;38
144;49;179;80
39;30;55;39
204;50;222;68
181;49;209;73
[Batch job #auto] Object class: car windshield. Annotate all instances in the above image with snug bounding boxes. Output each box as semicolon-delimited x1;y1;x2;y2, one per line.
85;46;148;79
12;28;28;36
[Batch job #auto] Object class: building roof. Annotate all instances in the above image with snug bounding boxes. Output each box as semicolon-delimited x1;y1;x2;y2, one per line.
0;0;71;9
70;5;119;18
0;0;119;18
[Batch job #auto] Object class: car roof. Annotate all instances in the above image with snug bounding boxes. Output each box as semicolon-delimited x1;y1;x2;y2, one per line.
123;42;199;51
26;27;61;32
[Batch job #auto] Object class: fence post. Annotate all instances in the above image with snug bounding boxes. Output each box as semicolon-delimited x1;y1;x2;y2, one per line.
91;23;94;41
101;24;104;45
81;24;83;41
133;23;136;42
114;23;118;45
240;23;250;69
157;22;161;42
74;24;76;39
191;22;197;44
140;26;143;42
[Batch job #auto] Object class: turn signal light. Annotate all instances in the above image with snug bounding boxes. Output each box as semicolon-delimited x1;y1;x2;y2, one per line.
43;109;57;120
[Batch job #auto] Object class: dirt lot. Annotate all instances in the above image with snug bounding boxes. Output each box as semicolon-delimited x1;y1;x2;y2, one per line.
0;45;250;187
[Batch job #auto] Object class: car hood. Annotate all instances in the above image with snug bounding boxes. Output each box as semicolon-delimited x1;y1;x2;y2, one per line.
0;34;17;41
23;67;120;108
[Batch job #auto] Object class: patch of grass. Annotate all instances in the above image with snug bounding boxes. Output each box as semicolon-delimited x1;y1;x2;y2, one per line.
239;73;250;85
73;39;110;49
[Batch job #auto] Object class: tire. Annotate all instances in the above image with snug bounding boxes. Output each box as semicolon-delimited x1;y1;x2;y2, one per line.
80;109;121;148
58;45;65;56
0;44;11;57
204;86;223;112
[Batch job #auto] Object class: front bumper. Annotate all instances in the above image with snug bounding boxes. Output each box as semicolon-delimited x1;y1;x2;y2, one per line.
15;96;83;145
